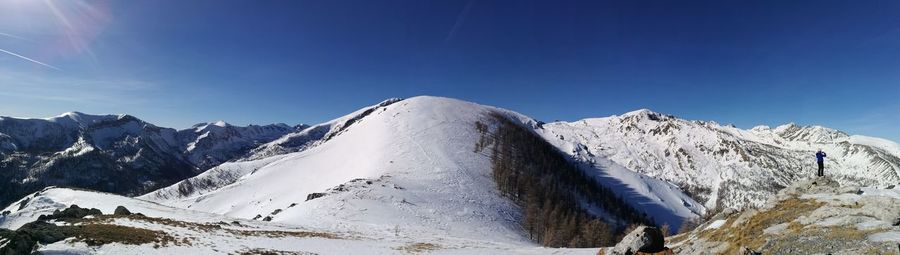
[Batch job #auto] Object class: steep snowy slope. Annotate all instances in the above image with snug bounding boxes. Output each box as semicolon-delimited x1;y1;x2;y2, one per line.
142;99;404;202
1;188;599;254
142;96;701;244
244;98;402;160
540;109;900;210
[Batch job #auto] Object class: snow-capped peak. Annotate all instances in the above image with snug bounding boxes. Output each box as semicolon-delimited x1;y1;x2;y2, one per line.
774;123;849;143
56;111;87;118
750;125;771;132
192;120;231;131
622;108;656;116
45;111;129;128
773;122;799;133
212;120;228;127
616;108;675;123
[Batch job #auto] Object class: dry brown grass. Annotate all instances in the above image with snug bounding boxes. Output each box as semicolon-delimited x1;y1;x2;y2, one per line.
65;224;175;247
665;232;690;244
396;242;441;254
74;214;339;239
698;198;824;254
234;249;317;255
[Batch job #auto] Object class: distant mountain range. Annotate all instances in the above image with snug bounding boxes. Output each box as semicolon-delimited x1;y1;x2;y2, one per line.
0;112;304;207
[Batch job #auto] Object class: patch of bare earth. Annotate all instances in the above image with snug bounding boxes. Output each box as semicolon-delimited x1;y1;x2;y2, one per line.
395;242;442;254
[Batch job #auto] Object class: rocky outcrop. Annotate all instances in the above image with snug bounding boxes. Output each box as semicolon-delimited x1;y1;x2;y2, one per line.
36;205;102;222
668;177;900;254
0;204;165;254
602;226;673;255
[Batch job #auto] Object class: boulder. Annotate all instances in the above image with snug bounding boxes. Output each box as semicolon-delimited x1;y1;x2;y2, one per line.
114;206;132;216
608;226;666;255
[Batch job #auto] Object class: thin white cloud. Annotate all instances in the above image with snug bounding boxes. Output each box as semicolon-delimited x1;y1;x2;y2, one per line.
0;48;62;71
444;0;475;43
0;32;33;42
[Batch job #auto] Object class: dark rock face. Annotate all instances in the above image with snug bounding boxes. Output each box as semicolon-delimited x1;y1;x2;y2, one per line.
306;193;326;201
0;228;39;255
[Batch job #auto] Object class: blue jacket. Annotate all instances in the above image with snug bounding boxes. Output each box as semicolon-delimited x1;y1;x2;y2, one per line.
816;151;827;162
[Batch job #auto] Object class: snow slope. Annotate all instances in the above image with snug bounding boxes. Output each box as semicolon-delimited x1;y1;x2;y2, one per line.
142;96;701;243
1;187;598;255
141;98;406;203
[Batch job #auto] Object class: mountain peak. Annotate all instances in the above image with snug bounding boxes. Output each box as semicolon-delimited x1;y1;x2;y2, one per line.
750;125;771;132
623;108;657;116
46;111;131;128
773;122;799;133
378;97;404;105
618;108;674;122
773;123;849;142
58;111;86;117
211;120;229;127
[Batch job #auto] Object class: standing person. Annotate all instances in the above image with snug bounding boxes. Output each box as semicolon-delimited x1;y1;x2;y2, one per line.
815;149;827;177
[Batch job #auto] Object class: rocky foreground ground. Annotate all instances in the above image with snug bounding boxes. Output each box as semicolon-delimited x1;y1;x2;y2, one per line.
662;177;900;255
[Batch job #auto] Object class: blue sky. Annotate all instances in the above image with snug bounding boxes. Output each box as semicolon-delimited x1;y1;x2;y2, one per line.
0;1;898;141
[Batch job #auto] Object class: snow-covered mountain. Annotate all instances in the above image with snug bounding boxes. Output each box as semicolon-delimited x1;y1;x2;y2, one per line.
0;112;297;208
141;96;702;246
539;109;900;210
